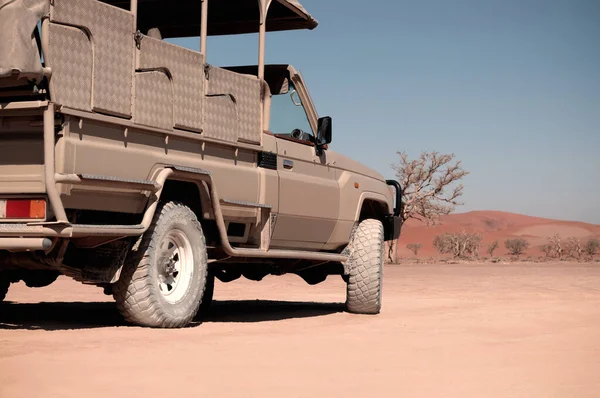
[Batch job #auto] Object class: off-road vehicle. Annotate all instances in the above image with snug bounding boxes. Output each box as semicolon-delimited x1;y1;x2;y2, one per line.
0;0;402;327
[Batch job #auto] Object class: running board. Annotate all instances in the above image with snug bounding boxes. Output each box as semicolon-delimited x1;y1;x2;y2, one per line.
55;173;161;192
70;223;145;236
220;199;271;209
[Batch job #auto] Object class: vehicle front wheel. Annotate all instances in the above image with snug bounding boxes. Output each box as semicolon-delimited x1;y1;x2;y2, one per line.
112;202;209;328
344;219;384;314
0;274;9;303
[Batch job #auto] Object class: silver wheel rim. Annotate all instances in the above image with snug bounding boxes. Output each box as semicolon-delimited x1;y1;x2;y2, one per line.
158;229;194;304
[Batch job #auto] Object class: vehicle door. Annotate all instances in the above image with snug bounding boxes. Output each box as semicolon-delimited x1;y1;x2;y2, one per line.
268;82;339;250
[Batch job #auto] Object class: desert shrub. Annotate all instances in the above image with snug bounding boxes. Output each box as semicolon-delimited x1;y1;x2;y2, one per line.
504;238;529;256
584;237;600;256
487;240;499;257
564;237;583;259
541;244;552;257
406;243;423;256
433;230;482;258
548;234;563;258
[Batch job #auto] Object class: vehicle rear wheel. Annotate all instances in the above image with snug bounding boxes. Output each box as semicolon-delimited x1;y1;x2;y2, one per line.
112;202;209;328
0;274;9;303
344;219;384;314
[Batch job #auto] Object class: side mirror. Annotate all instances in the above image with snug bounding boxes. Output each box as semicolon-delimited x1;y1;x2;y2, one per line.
317;116;332;146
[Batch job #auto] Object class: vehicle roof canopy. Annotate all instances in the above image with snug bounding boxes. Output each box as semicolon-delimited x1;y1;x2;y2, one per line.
104;0;318;38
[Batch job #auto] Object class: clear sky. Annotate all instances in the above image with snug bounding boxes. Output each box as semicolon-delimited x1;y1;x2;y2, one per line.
169;0;600;224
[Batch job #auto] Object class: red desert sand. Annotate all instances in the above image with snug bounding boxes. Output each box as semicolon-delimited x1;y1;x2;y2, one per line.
398;210;600;257
1;262;599;398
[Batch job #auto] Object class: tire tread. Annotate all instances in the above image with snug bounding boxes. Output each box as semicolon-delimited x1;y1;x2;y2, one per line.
345;219;384;314
113;201;208;328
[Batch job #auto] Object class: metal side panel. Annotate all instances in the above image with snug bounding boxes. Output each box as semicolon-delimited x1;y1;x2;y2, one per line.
206;66;261;144
138;36;204;132
51;0;134;118
203;95;239;143
134;71;173;130
46;23;92;112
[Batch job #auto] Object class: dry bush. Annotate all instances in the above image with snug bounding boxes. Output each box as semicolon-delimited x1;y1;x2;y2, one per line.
564;237;582;259
487;240;499;257
504;238;529;256
541;244;553;257
433;230;482;258
548;234;563;259
584;237;600;256
406;243;423;256
387;151;469;263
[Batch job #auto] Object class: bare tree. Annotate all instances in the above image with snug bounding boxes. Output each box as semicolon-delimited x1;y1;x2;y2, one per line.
487;240;499;257
549;234;563;259
433;230;482;258
565;237;582;259
387;151;469;263
504;238;529;256
406;243;423;256
584;237;600;256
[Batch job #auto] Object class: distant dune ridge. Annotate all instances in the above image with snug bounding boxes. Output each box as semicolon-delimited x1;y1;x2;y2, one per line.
398;211;600;257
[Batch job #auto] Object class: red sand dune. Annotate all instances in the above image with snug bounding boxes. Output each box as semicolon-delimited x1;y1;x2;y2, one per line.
397;210;600;258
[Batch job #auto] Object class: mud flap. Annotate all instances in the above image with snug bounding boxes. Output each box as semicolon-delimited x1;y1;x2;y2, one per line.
383;215;402;241
61;239;131;284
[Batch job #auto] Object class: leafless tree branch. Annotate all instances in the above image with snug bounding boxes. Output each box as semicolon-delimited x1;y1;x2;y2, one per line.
386;151;469;263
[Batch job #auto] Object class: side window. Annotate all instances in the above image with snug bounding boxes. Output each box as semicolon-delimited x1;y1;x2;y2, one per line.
269;83;314;142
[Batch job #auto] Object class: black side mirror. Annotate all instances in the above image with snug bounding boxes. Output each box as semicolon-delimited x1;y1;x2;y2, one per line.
317;116;332;146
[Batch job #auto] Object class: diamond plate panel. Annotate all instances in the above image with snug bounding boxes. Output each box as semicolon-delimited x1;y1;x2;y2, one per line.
134;71;173;130
138;37;204;132
51;0;134;118
46;23;92;111
206;66;261;144
204;95;239;143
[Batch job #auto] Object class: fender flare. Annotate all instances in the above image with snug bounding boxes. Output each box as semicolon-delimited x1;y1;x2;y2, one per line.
353;191;393;222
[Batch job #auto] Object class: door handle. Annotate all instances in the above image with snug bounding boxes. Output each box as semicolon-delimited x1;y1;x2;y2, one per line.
283;159;294;170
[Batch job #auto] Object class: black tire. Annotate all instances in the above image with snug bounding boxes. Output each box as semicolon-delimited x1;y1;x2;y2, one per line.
345;219;384;314
0;275;9;303
199;270;214;313
112;202;209;328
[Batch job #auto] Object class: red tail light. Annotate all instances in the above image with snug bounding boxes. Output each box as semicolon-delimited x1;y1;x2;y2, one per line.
0;199;46;220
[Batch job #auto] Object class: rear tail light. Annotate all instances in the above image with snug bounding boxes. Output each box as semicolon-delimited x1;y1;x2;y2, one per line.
0;199;46;220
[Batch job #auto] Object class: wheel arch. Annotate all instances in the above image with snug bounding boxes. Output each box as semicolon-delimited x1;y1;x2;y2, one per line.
159;179;213;220
157;178;218;244
355;192;392;222
355;192;395;242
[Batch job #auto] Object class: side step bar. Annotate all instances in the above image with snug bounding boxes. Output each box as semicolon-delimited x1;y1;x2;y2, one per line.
0;238;53;251
55;173;161;192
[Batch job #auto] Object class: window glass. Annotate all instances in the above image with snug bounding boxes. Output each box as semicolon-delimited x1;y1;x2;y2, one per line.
269;83;313;140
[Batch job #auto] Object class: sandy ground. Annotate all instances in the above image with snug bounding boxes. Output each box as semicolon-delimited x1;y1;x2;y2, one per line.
1;262;599;398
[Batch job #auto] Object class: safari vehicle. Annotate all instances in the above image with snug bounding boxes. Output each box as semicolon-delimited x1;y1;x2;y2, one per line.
0;0;402;327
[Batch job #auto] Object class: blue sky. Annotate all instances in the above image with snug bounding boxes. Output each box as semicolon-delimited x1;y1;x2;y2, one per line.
170;0;600;224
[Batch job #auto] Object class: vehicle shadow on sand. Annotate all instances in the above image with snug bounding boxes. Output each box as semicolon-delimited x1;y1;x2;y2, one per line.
0;300;344;331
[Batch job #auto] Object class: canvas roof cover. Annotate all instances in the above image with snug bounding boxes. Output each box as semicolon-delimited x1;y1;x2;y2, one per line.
0;0;49;83
104;0;318;37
